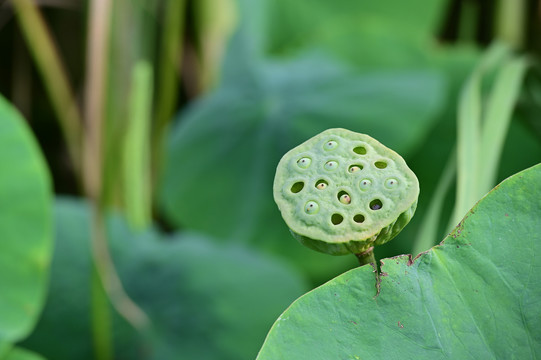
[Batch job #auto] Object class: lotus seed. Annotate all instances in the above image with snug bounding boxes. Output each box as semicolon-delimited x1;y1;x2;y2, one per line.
370;199;383;210
359;179;372;190
385;178;399;189
375;161;387;169
324;161;338;171
324;140;338;151
349;165;362;173
305;201;319;214
340;194;351;204
297;157;311;169
316;181;328;190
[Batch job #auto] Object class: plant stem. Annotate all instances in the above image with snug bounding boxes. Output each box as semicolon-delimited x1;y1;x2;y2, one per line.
91;266;113;360
496;0;525;48
412;149;456;255
84;0;149;357
89;203;150;332
84;0;114;356
355;247;376;267
123;61;153;229
477;56;529;196
448;43;510;230
12;0;83;175
355;247;379;286
152;0;186;191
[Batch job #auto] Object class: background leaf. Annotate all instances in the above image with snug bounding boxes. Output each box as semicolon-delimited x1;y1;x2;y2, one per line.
22;198;308;360
232;0;448;71
159;55;446;280
0;95;52;343
257;163;541;359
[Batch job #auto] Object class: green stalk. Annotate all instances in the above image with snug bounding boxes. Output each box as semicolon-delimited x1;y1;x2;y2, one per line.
89;203;150;358
412;150;456;255
458;0;478;44
152;0;186;183
355;247;379;286
84;0;149;357
496;0;525;48
477;57;529;195
194;0;237;91
84;0;114;357
448;43;511;230
124;61;153;229
91;264;113;360
355;247;377;268
450;66;482;229
12;0;83;175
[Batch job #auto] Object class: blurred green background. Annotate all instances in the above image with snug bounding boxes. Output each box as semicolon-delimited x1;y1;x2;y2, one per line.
0;0;540;359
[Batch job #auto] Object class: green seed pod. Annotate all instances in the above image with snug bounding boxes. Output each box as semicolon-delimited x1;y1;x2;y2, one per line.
273;128;419;255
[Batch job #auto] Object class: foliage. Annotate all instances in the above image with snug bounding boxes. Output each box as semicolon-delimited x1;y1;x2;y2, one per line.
0;0;540;359
160;57;445;278
21;199;307;360
0;95;52;353
257;164;541;359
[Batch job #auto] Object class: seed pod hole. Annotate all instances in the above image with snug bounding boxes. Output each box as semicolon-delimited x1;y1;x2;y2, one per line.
305;201;319;215
353;214;365;223
291;182;304;193
297;157;311;169
324;140;338;151
359;179;372;190
375;161;387;169
324;160;338;171
385;178;399;189
370;199;383;210
315;180;328;190
331;213;344;225
353;146;367;155
337;191;351;204
348;165;363;173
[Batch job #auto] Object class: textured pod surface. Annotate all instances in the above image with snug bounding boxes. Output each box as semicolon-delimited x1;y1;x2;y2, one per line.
273;128;419;255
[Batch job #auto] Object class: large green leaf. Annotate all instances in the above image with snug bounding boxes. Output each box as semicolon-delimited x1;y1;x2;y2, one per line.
23;198;308;360
0;96;52;343
257;164;541;359
160;56;445;279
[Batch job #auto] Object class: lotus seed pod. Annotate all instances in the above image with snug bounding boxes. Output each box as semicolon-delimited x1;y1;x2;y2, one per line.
273;128;419;256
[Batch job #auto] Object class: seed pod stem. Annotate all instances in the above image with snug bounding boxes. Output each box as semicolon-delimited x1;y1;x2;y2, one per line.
355;246;376;267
